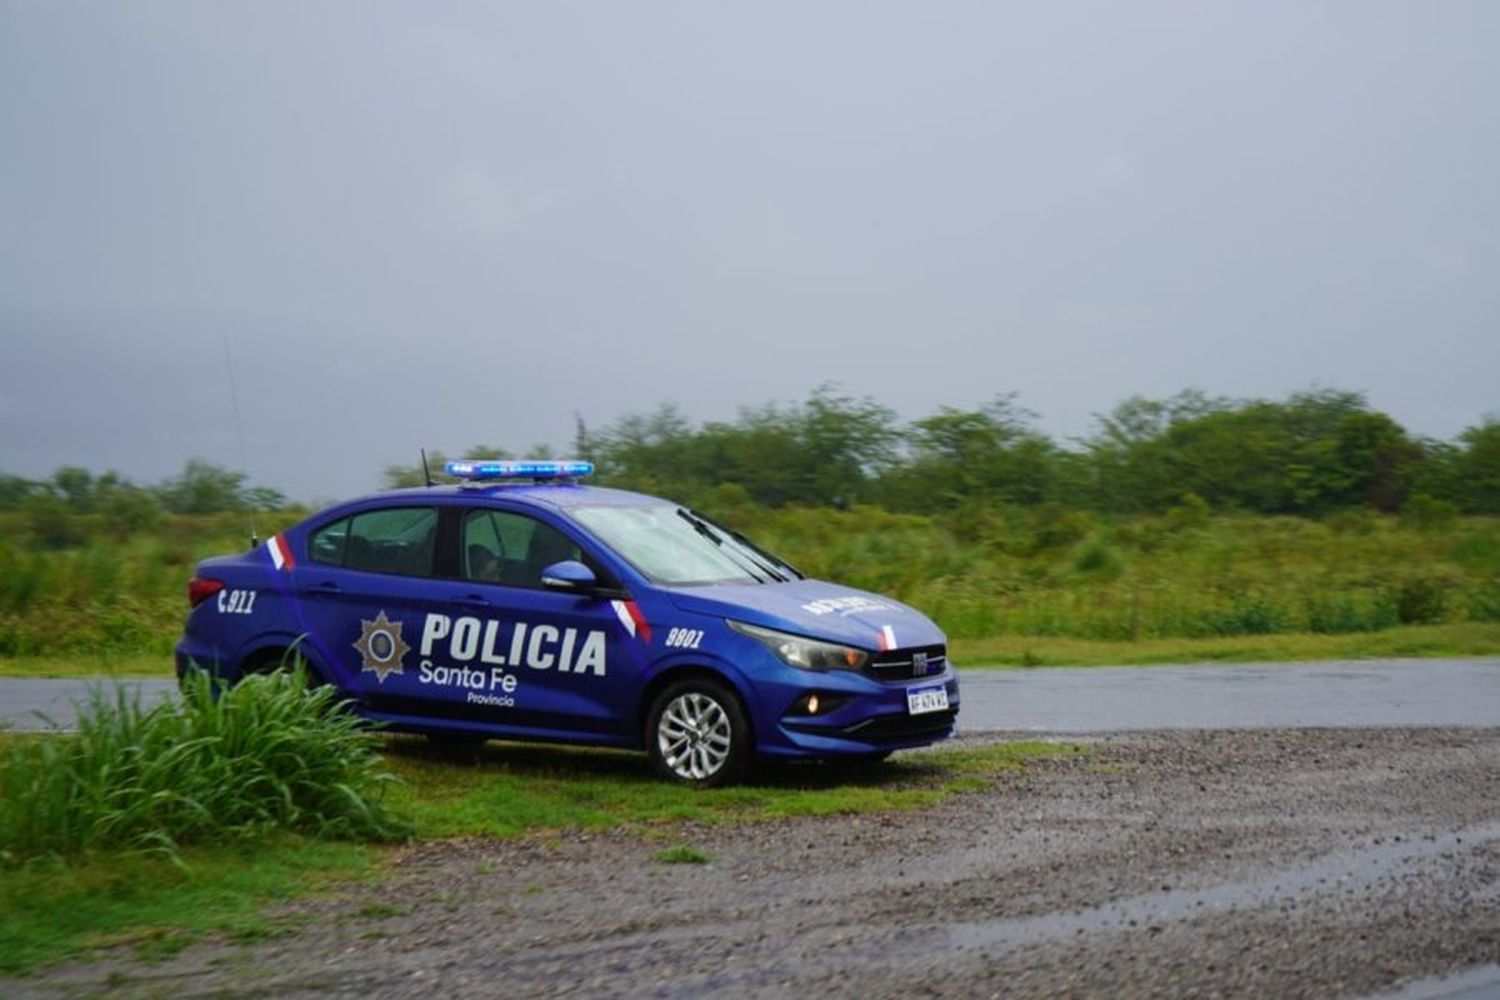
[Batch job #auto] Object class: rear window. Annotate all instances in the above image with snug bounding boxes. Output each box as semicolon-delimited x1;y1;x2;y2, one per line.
310;507;438;577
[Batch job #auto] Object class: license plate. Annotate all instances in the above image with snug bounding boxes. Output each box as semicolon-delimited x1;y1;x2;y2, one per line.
907;684;949;715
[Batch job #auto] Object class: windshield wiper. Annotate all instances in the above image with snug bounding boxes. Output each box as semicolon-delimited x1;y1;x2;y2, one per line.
676;507;717;541
719;523;802;581
676;508;767;583
683;508;792;583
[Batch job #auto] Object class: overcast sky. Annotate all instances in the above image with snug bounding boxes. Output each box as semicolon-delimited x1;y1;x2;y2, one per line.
2;1;1496;500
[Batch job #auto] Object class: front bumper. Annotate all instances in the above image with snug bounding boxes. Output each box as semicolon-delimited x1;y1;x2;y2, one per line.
750;663;961;759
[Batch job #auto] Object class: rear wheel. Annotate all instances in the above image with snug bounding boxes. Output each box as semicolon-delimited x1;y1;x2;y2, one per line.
647;679;750;788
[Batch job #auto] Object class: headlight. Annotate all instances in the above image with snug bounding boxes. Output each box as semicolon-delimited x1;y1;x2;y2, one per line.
727;621;868;672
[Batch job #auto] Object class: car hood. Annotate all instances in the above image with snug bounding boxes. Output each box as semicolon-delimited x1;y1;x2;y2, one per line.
663;579;944;651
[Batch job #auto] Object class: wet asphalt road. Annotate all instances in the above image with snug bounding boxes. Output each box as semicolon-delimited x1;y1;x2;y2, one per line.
3;657;1498;733
956;657;1500;731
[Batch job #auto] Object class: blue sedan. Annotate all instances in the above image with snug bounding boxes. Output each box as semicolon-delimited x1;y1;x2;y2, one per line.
177;461;959;786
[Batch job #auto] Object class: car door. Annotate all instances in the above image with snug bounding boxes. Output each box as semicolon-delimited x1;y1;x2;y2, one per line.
412;504;633;738
295;503;446;711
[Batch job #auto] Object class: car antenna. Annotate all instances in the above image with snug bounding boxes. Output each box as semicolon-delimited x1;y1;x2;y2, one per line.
223;333;260;551
421;448;435;487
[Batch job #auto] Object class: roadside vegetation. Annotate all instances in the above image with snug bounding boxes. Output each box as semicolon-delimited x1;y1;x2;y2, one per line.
0;671;406;863
2;386;1499;670
2;502;1497;670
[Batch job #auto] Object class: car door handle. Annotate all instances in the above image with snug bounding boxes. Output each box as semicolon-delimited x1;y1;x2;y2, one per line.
457;594;491;608
308;581;344;594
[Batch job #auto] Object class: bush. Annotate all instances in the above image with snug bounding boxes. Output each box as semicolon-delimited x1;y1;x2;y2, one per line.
1165;492;1211;531
1449;532;1500;575
1304;592;1399;634
1391;575;1452;625
23;498;86;550
1202;593;1290;636
0;670;409;864
1402;494;1459;532
1071;536;1124;579
1464;580;1500;623
1025;504;1093;553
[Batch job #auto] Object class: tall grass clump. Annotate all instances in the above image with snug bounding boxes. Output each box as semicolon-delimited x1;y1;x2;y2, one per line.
0;670;408;864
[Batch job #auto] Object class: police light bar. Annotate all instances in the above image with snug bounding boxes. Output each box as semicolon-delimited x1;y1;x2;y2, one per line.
445;460;595;481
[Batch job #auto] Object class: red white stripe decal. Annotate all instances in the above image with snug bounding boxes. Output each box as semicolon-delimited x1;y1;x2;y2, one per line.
610;600;652;643
610;600;634;636
267;533;295;571
878;625;897;651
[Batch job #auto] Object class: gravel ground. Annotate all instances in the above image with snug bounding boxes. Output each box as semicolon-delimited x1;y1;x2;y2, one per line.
13;728;1500;999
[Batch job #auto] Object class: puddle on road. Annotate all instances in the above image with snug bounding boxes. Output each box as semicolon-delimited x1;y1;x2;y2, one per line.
940;821;1500;954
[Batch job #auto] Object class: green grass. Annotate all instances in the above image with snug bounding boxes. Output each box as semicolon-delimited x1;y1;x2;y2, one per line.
653;843;712;864
381;736;1075;837
0;734;1077;976
0;837;374;975
0;654;169;679
950;622;1500;667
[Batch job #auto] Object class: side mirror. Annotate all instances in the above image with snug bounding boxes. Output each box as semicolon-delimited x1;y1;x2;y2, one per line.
540;560;598;593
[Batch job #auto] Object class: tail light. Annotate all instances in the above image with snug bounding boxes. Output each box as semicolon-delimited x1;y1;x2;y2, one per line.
188;576;225;608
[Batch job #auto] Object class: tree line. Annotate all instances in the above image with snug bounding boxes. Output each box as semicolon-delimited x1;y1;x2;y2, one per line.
0;460;286;544
6;386;1500;523
413;387;1498;518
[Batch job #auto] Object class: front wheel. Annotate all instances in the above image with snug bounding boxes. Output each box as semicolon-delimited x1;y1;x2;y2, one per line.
647;679;750;788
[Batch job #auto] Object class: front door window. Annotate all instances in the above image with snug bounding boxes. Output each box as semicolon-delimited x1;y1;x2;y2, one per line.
462;508;581;589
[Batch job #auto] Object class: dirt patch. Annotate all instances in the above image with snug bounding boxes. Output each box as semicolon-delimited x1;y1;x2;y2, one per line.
14;729;1500;998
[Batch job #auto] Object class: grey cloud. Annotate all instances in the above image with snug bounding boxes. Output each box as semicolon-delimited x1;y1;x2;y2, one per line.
2;1;1496;498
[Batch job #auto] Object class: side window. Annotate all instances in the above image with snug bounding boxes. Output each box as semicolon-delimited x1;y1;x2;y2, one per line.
463;509;581;589
310;517;349;566
338;507;438;577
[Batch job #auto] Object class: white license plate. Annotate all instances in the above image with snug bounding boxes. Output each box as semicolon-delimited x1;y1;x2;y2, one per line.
907;684;949;715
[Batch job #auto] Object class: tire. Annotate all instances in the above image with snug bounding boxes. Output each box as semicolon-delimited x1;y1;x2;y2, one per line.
646;678;750;788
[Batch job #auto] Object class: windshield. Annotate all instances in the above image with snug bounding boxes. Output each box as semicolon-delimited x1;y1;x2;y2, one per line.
569;504;801;586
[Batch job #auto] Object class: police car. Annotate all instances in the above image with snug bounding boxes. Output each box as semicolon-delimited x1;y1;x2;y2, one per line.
177;460;959;786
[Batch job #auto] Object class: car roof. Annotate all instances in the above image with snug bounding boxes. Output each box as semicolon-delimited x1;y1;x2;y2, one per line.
374;483;668;511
